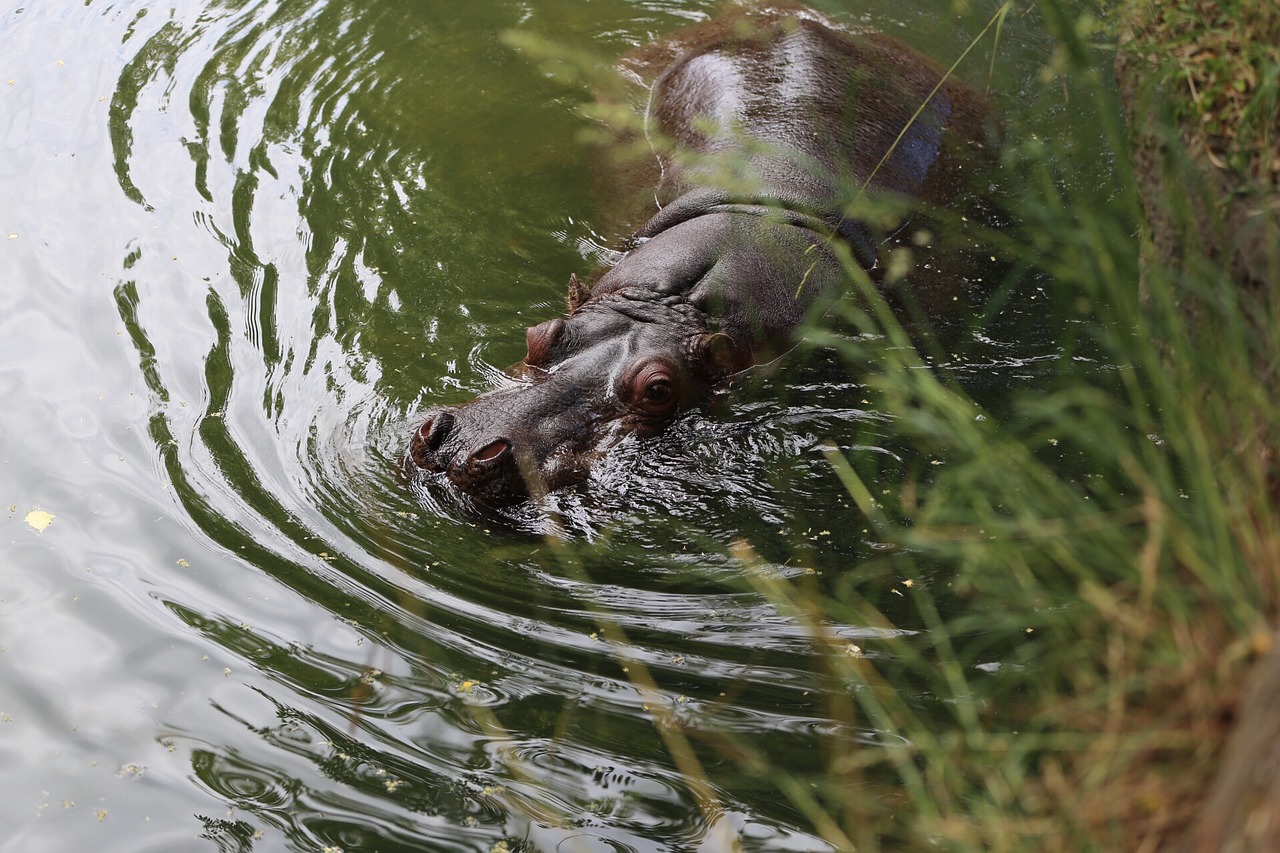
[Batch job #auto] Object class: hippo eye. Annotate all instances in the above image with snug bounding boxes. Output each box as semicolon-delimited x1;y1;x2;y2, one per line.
644;381;673;405
626;362;679;416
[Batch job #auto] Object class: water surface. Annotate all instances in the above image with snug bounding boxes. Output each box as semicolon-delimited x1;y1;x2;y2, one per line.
0;0;1084;849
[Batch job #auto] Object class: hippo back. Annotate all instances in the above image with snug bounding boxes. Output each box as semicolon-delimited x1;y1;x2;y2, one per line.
611;5;996;246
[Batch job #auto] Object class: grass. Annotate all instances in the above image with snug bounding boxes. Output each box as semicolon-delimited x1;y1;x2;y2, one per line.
1122;0;1279;180
755;1;1280;848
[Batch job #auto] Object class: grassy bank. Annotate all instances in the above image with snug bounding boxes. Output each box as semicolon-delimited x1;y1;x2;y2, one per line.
776;1;1280;848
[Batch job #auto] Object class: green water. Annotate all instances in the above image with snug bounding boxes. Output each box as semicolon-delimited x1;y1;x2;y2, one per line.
0;0;1093;849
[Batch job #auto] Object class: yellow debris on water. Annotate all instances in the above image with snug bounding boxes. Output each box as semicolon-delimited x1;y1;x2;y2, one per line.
25;510;54;532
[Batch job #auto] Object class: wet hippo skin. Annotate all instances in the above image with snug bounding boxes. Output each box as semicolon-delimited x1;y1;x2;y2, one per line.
407;4;996;507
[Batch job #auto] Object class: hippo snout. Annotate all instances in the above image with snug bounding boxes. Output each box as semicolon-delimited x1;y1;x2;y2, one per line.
408;408;529;504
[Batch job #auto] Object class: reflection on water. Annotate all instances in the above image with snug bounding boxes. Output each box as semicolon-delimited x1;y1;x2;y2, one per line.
2;0;1082;848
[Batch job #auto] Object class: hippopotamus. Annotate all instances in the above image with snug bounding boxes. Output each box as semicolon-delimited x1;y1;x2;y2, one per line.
407;4;996;507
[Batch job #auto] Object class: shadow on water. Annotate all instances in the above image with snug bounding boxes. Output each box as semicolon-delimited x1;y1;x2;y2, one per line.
103;0;1109;848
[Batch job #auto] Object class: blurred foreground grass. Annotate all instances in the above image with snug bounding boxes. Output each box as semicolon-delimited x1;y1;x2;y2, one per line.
761;1;1280;849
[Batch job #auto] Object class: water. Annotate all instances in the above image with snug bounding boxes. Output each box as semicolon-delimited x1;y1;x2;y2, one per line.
1;0;1083;849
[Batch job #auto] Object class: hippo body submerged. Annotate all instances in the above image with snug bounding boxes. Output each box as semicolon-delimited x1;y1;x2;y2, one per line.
408;5;996;507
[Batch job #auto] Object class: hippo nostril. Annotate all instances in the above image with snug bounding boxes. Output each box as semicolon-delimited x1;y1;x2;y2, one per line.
472;439;511;463
418;412;454;451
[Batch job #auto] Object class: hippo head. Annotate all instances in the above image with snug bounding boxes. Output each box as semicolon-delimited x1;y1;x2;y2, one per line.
406;277;745;508
406;202;852;507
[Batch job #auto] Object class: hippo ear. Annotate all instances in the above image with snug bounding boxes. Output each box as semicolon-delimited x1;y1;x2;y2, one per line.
525;318;565;367
567;273;591;314
696;332;744;379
